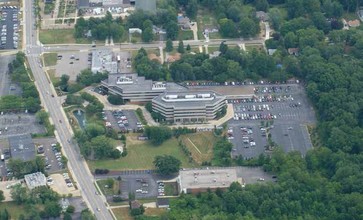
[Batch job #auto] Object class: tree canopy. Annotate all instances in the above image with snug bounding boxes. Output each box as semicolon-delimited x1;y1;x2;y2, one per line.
153;155;181;175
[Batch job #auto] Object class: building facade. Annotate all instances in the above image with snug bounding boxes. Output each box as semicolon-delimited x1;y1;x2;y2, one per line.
152;92;227;123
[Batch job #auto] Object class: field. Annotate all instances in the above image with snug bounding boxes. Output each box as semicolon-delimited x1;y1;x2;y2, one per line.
96;179;120;196
245;44;265;52
43;53;58;67
88;134;197;171
39;29;91;44
180;132;217;164
112;207;133;220
0;202;27;219
178;30;194;40
164;182;178;196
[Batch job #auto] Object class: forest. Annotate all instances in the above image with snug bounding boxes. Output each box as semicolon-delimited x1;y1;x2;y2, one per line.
132;0;363;219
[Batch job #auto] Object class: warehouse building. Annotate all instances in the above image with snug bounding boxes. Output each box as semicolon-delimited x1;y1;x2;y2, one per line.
8;134;36;162
178;168;241;194
152;91;227;123
101;73;186;102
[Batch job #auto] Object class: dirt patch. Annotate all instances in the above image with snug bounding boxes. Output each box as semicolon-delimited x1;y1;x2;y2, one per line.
0;180;23;201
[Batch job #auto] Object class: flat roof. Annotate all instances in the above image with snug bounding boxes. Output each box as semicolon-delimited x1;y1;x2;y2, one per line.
8;134;36;162
153;91;226;109
180;168;238;190
105;73;187;93
24;172;46;189
189;85;255;98
92;49;118;73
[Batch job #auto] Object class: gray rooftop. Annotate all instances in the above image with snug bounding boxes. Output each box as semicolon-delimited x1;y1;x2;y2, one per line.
179;168;239;190
92;49;118;74
105;73;187;93
153;91;226;109
24;172;47;189
135;0;156;13
8;134;36;162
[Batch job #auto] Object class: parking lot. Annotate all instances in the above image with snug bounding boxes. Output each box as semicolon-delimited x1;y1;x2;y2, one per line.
32;137;65;173
118;174;158;199
0;6;19;50
229;84;316;158
104;110;142;132
0;55;22;97
0;113;46;138
54;52;90;81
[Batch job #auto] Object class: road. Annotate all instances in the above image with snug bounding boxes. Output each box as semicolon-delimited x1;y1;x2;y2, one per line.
23;0;114;219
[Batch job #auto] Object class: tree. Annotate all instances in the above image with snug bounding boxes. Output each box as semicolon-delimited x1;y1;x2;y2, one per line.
81;209;96;220
10;184;28;205
219;42;229;55
60;74;70;90
66;205;75;213
186;0;198;19
85;123;105;138
255;0;269;11
186;44;191;51
141;27;154;42
219;18;238;38
166;39;174;52
107;94;124;105
166;21;179;40
227;5;241;22
178;40;185;53
144;126;173;145
239;17;259;38
64;212;72;220
153;155;181;175
35;110;48;124
105;178;115;188
0;190;4;202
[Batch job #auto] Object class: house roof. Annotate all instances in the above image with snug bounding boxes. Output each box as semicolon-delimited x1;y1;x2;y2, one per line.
348;19;360;27
288;48;299;55
8;134;36;162
131;200;141;209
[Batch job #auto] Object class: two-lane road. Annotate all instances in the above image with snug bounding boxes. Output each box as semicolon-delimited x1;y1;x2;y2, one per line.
23;0;114;219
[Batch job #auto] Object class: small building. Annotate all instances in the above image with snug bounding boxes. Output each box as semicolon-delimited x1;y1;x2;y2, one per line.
24;172;47;189
178;168;240;194
101;73;187;102
287;48;299;56
135;0;156;13
152;91;227;123
177;15;191;30
8;134;36;162
91;49;118;74
157;198;169;208
130;200;141;209
268;49;277;56
348;19;360;27
256;11;269;22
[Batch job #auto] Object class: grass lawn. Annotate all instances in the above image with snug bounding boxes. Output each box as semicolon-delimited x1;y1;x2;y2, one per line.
144;208;167;216
343;12;359;20
0;202;27;219
96;179;120;196
88;134;197;171
39;29;91;44
164;182;178;196
47;69;60;85
209;32;222;39
245;44;264;52
178;30;194;40
112;207;133;220
180;132;217;164
208;46;220;54
43;53;58;67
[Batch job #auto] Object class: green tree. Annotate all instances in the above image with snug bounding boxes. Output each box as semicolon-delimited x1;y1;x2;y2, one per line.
10;184;28;205
178;40;185;53
35;110;48;124
186;44;191;51
81;209;96;220
141;27;154;42
85;123;105;138
166;39;174;52
166;21;179;40
219;18;238;38
44;202;62;218
107;94;124;105
153;155;181;175
186;0;198;19
0;190;4;202
66;205;75;213
60;74;70;90
144;126;173;145
239;17;259;38
64;212;72;220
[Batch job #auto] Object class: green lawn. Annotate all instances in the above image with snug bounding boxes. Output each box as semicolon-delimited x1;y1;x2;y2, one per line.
47;69;60;85
164;182;178;196
39;29;91;44
180;132;217;164
96;179;120;196
43;52;58;67
0;202;27;219
209;32;222;39
178;30;194;40
112;207;133;220
245;44;264;52
208;46;220;54
88;135;197;171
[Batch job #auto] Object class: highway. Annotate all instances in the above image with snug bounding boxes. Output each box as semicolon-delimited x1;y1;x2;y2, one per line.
23;0;113;219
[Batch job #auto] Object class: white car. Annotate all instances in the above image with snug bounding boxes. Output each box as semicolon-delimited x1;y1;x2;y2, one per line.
141;191;148;194
135;189;142;193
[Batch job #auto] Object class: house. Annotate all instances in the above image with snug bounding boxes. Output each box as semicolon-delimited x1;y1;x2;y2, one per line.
157;198;170;208
348;19;360;27
256;11;269;22
177;15;191;30
268;49;277;56
130;200;141;209
288;48;299;56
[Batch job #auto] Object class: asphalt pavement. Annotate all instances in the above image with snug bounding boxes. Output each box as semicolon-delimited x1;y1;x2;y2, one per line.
24;0;113;218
